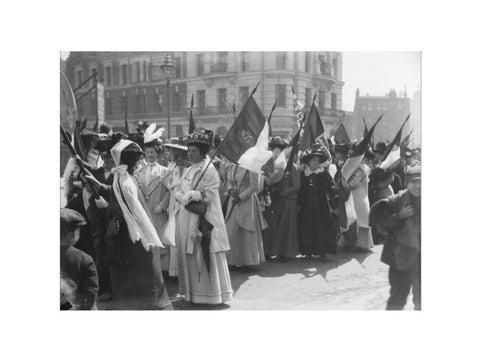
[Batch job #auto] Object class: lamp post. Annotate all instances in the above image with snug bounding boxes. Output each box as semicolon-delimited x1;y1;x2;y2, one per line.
160;54;175;139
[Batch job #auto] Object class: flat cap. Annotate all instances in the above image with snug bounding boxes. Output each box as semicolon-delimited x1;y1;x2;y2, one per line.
60;208;87;232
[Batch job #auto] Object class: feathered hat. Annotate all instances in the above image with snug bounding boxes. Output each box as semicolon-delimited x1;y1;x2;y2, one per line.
186;128;214;147
143;123;165;147
164;136;188;152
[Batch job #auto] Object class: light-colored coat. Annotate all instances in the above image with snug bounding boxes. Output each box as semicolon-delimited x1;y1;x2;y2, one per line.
225;165;267;232
175;158;230;253
347;162;371;228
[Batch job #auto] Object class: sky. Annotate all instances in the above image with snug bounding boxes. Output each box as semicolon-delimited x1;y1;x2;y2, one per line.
342;51;421;111
61;51;421;112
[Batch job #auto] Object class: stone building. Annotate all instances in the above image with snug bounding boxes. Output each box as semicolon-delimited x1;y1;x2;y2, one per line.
64;51;345;138
352;88;411;143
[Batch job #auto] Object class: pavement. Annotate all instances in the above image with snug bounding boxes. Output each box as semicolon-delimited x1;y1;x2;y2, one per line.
97;245;414;311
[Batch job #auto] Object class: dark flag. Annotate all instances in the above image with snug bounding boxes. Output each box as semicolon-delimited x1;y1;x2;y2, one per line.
189;93;196;134
401;128;414;150
299;103;329;155
217;83;272;174
334;121;351;144
378;113;411;170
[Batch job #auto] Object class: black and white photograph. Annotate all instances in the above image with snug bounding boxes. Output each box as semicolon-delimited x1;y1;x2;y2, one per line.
59;51;421;311
3;1;480;360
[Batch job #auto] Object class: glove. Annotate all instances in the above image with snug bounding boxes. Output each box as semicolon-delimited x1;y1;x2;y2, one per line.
190;190;202;202
94;196;109;209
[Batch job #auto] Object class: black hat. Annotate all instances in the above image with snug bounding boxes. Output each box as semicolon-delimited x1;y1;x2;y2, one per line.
60;208;86;234
300;148;329;165
268;136;288;150
374;141;388;154
186;128;213;147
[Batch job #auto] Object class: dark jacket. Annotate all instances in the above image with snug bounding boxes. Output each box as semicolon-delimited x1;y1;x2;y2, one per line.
60;245;99;309
370;190;421;271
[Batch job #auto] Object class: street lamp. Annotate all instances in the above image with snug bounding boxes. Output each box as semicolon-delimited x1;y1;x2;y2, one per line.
160;54;175;139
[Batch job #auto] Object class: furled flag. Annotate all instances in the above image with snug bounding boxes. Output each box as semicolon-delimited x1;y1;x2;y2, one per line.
333;121;351;145
124;104;130;135
400;128;414;150
189;93;196;134
378;114;411;170
299;102;330;155
291;86;305;127
285;113;306;174
217;83;273;174
267;99;277;138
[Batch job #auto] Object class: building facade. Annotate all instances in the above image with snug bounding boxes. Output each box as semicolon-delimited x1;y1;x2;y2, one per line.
351;88;411;143
64;51;345;137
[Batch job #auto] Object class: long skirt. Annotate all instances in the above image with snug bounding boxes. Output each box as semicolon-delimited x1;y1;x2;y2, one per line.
226;213;265;266
263;197;299;258
355;226;374;250
176;208;233;304
109;241;172;310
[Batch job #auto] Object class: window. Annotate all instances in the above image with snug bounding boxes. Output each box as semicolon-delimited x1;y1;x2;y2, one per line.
276;52;287;70
305;52;311;73
305;88;312;107
89;67;97;88
154;89;163;113
276;84;286;107
197;90;206;112
135;92;141;114
332;58;338;77
361;105;366;111
104;66;112;86
106;93;112;115
142;90;147;113
383;103;388;110
133;62;141;83
217;88;227;113
196;54;204;76
75;69;83;87
174;57;182;79
318;91;325;110
173;88;181;112
218;52;228;64
175;125;183;137
367;103;372;110
239;86;249;105
143;61;148;82
121;64;129;84
331;93;337;110
241;52;248;72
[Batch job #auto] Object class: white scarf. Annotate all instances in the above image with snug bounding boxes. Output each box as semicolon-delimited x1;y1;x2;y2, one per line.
304;166;325;177
112;165;163;251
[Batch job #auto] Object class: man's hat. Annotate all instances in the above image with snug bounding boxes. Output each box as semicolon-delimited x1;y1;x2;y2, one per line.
405;166;421;182
60;208;87;234
213;134;223;149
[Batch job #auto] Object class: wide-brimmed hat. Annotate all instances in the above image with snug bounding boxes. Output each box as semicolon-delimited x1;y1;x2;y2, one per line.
268;136;289;150
300;148;329;165
164;136;188;151
143;123;165;147
110;136;144;166
186;128;213;147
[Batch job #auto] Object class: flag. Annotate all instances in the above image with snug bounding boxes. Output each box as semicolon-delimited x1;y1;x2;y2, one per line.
217;84;272;174
334;121;351;144
124;104;129;135
401;128;414;150
342;114;383;183
299;103;329;155
362;117;368;139
285;113;305;174
378;114;410;170
189;93;196;134
291;86;305;127
266;100;277;138
338;179;357;233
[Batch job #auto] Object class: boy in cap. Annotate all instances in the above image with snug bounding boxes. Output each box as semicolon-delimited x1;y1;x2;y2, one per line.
60;208;99;310
370;166;421;310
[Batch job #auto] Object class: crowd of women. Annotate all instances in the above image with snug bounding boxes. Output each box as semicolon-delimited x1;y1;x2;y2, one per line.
60;121;421;310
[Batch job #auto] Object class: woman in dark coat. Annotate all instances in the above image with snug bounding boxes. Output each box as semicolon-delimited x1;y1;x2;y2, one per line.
298;149;337;261
86;134;172;310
